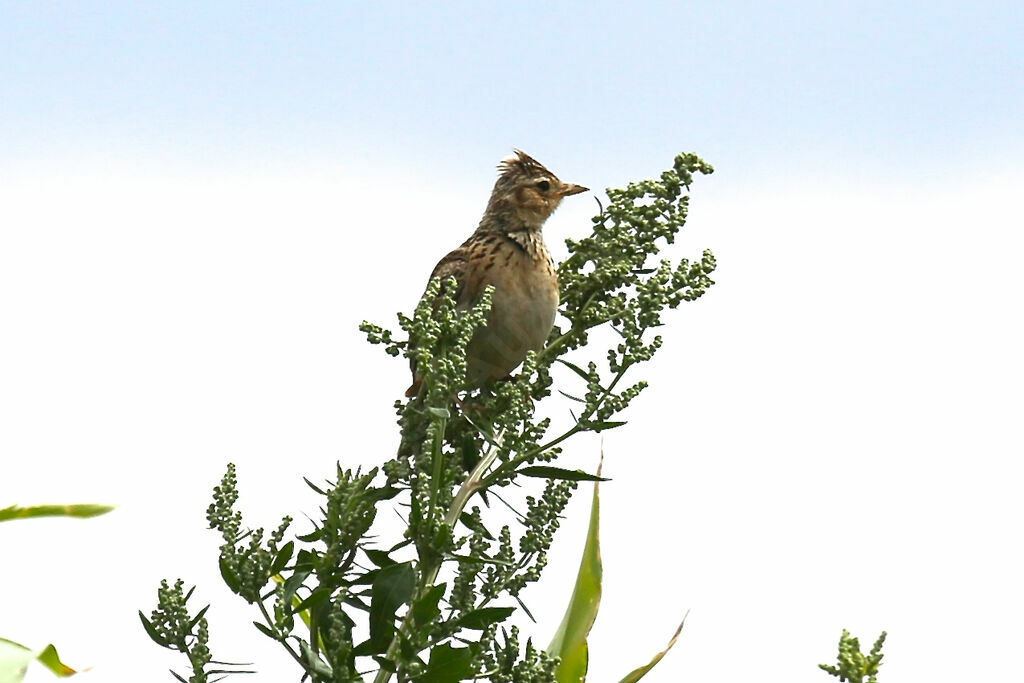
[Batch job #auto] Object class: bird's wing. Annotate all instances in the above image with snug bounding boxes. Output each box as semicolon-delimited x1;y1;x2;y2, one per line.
429;245;472;308
406;235;488;397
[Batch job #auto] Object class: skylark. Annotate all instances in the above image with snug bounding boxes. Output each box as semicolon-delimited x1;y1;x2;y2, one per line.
407;150;588;396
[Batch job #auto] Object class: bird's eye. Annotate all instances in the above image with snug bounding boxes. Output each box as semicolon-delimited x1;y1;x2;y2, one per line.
536;180;551;192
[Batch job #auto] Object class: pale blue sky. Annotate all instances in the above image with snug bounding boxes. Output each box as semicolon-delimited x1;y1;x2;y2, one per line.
3;1;1022;183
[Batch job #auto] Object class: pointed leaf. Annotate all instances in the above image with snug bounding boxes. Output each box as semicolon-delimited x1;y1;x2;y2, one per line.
548;461;604;683
359;562;415;655
188;605;211;631
138;612;168;647
35;644;78;677
556;359;593;381
458;512;493;540
303;477;327;495
457;606;514;630
518;466;610;482
293;585;333;614
0;639;82;680
251;621;278;640
270;541;294;574
617;615;687;683
365;549;396;568
581;420;626;432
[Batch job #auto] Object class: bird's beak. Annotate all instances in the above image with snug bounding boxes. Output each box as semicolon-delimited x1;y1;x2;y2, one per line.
560;183;589;197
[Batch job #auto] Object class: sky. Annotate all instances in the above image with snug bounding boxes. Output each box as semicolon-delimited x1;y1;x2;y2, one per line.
2;2;1023;682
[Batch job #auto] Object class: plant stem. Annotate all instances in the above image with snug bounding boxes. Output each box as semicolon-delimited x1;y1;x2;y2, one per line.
257;601;305;671
479;363;631;489
372;432;505;683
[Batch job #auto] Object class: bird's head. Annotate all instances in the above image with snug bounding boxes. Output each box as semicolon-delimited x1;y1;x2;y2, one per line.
483;150;588;230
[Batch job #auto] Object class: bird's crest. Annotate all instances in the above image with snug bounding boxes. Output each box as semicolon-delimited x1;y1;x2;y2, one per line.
496;149;553;184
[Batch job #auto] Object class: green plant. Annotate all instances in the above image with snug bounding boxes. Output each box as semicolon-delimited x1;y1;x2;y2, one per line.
0;503;114;682
819;630;887;683
144;152;716;681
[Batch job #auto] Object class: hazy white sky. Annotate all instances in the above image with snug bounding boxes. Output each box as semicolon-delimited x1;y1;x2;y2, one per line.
2;3;1023;682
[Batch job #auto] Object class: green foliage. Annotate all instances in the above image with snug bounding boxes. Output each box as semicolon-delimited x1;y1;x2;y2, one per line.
819;630;887;683
0;639;79;681
140;579;253;683
547;468;602;682
0;503;114;522
0;503;112;682
145;153;716;681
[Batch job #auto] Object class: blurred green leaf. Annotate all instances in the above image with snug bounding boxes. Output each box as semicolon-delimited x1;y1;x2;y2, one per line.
547;464;603;683
617;615;687;682
0;504;114;522
0;638;79;682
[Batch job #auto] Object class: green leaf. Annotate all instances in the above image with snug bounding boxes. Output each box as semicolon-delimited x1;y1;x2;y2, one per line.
418;643;475;683
518;466;610;482
299;641;333;678
35;645;78;678
365;549;397;568
293;585;333;614
617;615;687;682
548;463;603;683
359;562;415;655
580;420;626;432
0;638;80;681
270;541;294;574
0;504;114;522
188;605;210;631
556;359;593;381
303;478;327;495
458;511;493;539
138;612;168;647
218;556;241;593
251;621;278;640
411;583;446;626
426;407;451;419
456;607;514;630
272;573;311;628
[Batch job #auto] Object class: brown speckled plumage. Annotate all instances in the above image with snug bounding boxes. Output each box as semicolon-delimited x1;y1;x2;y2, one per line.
407;151;587;396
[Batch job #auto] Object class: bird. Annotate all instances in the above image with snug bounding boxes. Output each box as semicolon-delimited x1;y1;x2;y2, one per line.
406;150;588;397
